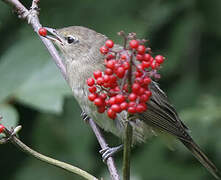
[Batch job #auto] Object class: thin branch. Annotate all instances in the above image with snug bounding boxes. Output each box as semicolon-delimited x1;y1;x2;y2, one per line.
2;0;120;179
88;119;120;180
1;126;98;180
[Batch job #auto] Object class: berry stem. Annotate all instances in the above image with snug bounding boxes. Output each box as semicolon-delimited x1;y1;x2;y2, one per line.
119;71;128;92
122;52;134;180
122;121;133;180
118;31;128;49
127;53;134;93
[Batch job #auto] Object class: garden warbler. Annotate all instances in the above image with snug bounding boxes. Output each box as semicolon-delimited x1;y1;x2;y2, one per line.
44;26;220;179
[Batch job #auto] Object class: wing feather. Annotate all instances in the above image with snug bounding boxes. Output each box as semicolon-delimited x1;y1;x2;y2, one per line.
138;81;191;141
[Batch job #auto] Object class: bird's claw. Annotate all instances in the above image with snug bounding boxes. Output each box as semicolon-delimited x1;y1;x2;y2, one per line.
80;111;90;123
99;145;123;162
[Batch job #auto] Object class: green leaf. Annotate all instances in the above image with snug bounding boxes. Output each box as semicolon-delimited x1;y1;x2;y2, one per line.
15;60;71;114
0;35;49;102
0;28;71;113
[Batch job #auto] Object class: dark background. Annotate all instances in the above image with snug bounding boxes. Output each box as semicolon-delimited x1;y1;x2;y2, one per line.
0;0;221;179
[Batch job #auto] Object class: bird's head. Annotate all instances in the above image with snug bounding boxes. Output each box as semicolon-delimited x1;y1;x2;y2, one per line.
44;26;107;65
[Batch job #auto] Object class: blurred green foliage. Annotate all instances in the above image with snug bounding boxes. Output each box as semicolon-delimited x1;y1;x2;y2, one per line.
0;0;221;179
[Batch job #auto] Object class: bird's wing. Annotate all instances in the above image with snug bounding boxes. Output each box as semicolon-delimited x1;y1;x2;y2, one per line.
138;81;191;142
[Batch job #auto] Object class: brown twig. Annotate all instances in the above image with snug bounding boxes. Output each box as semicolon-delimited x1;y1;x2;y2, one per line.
2;0;120;179
88;119;120;180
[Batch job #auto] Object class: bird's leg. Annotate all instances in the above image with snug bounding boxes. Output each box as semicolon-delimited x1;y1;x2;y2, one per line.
80;110;123;162
99;144;123;162
80;110;90;123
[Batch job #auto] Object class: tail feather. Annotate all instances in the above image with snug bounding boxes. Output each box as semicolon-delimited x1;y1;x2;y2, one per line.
180;139;220;179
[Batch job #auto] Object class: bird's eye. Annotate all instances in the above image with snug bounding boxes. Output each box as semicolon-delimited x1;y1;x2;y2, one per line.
66;35;79;44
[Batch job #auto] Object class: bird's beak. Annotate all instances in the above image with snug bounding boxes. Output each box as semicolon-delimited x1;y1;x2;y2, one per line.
43;27;63;45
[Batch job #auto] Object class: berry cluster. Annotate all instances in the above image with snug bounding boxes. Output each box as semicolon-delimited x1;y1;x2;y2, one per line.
88;33;165;119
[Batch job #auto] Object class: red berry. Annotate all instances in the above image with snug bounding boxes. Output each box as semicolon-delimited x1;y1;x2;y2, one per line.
145;90;152;97
116;67;125;78
143;77;151;85
139;94;149;103
121;54;127;60
122;62;130;70
111;104;121;113
103;83;110;88
87;77;95;86
107;109;116;119
135;70;143;77
129;40;139;49
114;86;120;92
143;53;151;61
100;46;109;54
151;61;158;69
103;74;110;83
150;56;154;63
94;98;103;106
137;64;144;71
38;28;47;36
128;101;136;107
123;84;128;92
140;103;147;110
109;75;117;83
136;45;146;55
135;77;144;85
114;63;121;71
98;106;105;113
138;87;145;96
132;83;140;93
88;86;96;93
100;93;107;100
105;68;113;75
136;54;144;61
93;70;102;79
115;94;125;104
0;124;5;133
136;104;146;113
109;82;118;89
106;60;116;69
106;54;115;60
155;55;165;64
109;89;118;96
128;106;136;114
141;61;150;68
129;93;137;101
108;97;116;105
105;40;114;48
96;77;104;85
120;102;128;110
88;93;97;101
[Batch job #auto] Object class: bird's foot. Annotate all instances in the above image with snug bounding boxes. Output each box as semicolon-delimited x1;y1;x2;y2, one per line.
80;111;90;123
99;144;123;162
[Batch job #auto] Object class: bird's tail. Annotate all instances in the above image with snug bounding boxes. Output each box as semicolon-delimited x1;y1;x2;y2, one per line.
180;139;220;179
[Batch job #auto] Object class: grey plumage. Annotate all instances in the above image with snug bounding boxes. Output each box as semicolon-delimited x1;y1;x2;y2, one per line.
45;26;220;179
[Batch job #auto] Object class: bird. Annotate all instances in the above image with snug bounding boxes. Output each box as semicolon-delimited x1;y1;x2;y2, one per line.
43;26;220;179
